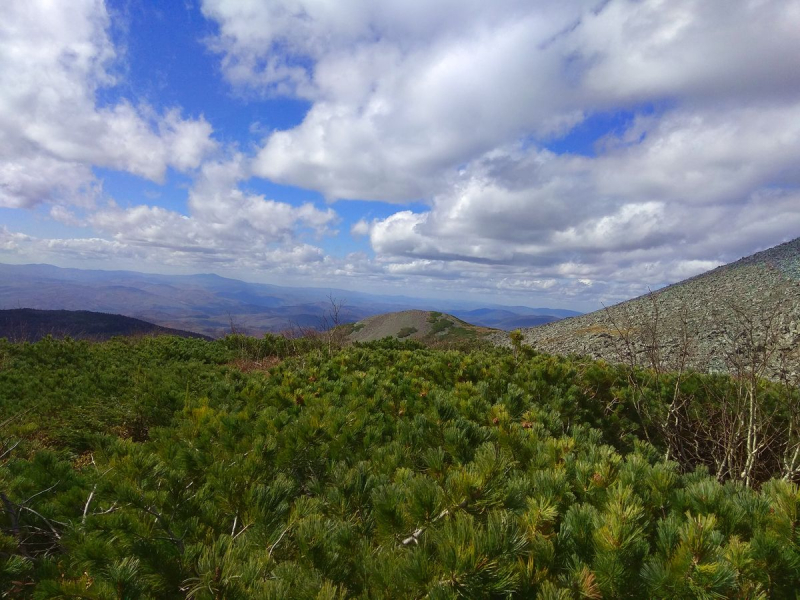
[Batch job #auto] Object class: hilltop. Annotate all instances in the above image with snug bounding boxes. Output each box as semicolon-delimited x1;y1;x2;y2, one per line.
0;308;210;342
497;237;800;380
342;309;495;346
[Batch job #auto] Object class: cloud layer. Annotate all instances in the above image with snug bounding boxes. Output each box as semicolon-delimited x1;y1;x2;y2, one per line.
88;155;337;265
200;0;800;303
1;0;799;308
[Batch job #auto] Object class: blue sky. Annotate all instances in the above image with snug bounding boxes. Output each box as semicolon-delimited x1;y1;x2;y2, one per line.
1;0;799;310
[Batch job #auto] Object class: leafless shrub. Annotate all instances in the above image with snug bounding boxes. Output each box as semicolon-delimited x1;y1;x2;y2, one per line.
604;278;800;486
318;293;348;355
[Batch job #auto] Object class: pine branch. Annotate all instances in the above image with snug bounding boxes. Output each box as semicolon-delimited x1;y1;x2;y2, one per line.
401;499;469;546
82;485;97;524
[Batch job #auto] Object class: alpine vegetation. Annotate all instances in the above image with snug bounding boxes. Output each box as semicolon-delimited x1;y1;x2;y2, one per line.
1;335;798;597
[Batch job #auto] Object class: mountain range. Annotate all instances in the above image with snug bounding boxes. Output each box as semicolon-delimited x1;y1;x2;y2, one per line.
0;263;579;337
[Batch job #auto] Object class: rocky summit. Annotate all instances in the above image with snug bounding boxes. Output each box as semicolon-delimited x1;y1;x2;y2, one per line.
495;237;800;381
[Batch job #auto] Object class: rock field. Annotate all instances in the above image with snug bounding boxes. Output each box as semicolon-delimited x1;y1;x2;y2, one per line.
492;237;800;381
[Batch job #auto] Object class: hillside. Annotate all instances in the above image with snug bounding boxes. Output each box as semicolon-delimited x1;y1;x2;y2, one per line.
497;237;800;380
343;310;495;345
1;335;798;596
0;308;210;342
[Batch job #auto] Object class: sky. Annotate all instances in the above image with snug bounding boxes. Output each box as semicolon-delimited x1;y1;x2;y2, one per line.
1;0;799;311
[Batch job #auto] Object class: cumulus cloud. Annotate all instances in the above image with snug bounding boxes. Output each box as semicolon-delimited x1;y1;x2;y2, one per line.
570;0;800;104
201;0;585;97
246;6;591;200
0;154;97;209
0;0;216;209
49;206;86;227
0;226;30;252
360;102;800;297
80;154;338;270
205;0;800;200
200;0;800;302
0;222;341;285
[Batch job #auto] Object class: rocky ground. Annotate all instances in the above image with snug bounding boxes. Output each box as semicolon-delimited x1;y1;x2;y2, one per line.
491;237;800;382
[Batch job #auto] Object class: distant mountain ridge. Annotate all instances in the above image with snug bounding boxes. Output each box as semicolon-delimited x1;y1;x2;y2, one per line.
0;309;210;342
496;237;800;380
447;307;579;330
449;310;560;330
0;263;577;337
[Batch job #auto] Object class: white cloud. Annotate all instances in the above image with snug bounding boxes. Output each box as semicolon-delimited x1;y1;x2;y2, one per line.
248;10;589;200
595;105;800;205
204;0;800;202
0;226;30;252
570;0;800;104
49;206;86;227
359;102;800;297
350;219;370;237
200;0;800;299
1;226;335;275
4;0;800;308
43;237;143;261
0;0;217;209
201;0;585;97
83;154;338;268
0;154;97;209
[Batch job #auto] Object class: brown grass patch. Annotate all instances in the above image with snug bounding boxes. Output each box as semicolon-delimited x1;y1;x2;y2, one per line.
228;356;282;373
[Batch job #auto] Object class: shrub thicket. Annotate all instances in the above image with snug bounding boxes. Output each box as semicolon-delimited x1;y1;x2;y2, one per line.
0;335;798;597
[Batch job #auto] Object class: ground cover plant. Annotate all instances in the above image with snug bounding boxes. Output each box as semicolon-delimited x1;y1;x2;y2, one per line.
0;334;798;597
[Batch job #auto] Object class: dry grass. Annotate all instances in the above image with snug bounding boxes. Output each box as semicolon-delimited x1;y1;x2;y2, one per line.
228;356;282;374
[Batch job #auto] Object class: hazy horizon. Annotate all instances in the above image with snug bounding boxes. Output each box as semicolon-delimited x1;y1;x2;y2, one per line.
1;1;799;312
0;260;588;313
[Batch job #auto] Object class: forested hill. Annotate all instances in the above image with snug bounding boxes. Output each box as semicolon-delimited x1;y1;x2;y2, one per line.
1;334;798;597
500;236;800;380
0;308;210;342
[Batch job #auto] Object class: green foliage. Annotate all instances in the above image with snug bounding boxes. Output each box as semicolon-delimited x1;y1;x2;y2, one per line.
397;327;418;339
429;315;455;334
222;332;324;359
0;336;798;597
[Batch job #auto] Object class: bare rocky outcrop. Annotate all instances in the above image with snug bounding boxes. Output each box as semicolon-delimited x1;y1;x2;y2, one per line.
493;237;800;381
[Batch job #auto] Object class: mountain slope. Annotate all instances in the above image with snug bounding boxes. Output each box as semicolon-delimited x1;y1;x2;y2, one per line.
344;310;495;345
497;237;800;379
0;309;211;342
